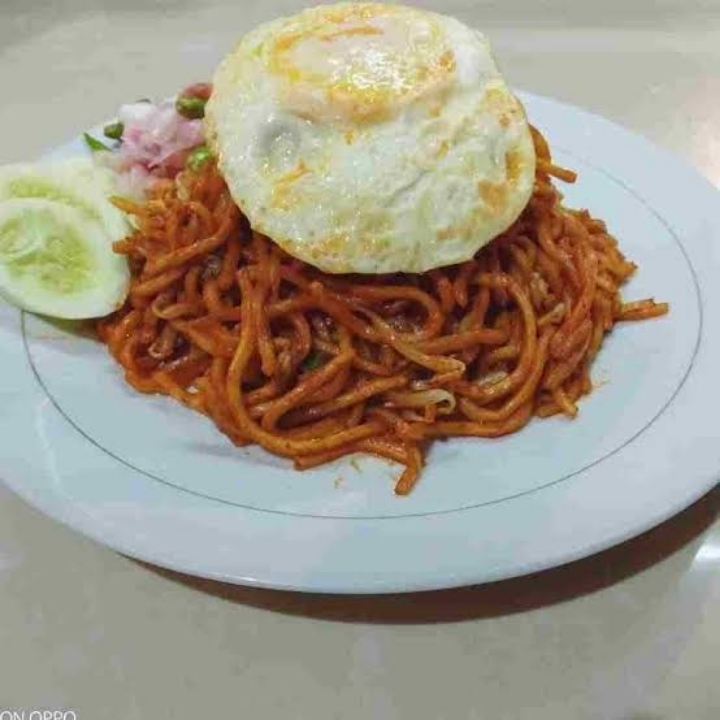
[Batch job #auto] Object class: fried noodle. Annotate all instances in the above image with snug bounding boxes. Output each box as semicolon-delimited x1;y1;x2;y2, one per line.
98;128;668;494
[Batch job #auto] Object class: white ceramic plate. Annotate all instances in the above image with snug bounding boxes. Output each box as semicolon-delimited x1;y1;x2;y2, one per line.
1;92;718;593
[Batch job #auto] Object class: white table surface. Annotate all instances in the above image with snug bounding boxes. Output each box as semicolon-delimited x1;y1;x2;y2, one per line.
1;1;719;718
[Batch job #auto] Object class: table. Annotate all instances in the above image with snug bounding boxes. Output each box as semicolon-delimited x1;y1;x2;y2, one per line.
1;1;718;717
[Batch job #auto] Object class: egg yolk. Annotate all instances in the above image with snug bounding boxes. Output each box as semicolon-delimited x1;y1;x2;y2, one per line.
265;3;456;122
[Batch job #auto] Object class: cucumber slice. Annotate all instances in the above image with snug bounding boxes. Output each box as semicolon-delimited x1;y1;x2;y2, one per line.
55;157;119;196
0;198;129;319
0;160;129;240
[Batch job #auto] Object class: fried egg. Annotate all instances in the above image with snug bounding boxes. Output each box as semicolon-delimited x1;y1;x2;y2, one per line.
206;2;535;274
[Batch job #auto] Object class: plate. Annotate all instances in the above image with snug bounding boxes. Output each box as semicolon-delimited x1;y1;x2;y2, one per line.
1;92;719;593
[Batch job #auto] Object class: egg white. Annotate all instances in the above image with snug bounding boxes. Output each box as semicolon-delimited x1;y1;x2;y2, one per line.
206;2;536;274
